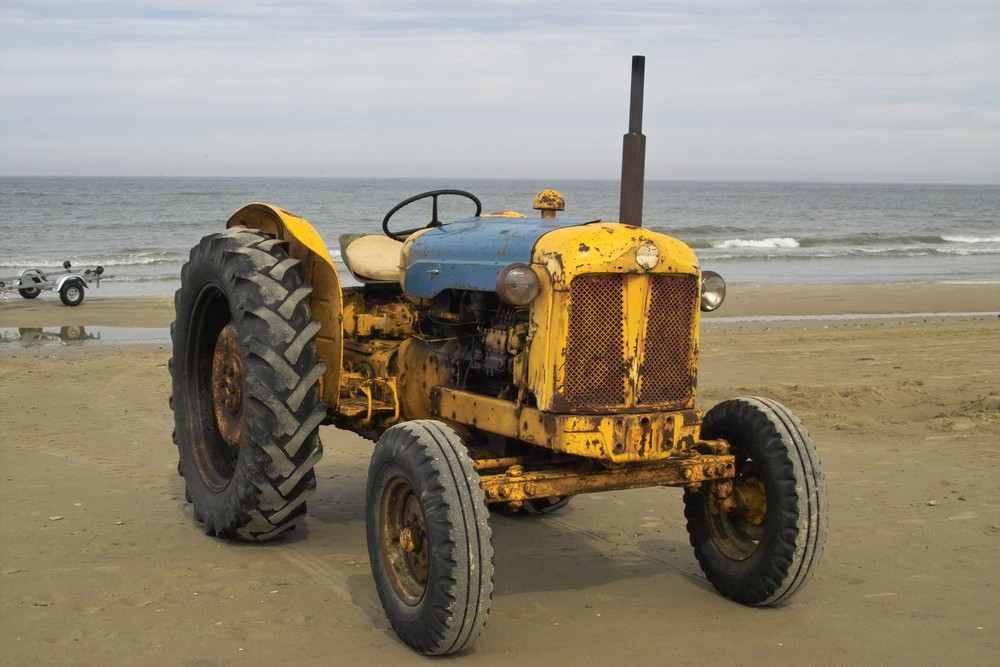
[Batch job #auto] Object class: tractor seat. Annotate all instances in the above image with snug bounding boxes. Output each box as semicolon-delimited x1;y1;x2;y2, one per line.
339;234;404;282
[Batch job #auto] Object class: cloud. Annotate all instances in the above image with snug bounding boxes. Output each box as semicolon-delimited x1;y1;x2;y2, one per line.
1;1;998;181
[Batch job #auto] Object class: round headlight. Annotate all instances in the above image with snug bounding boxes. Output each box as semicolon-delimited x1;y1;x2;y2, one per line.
700;270;726;312
496;264;540;306
635;243;659;270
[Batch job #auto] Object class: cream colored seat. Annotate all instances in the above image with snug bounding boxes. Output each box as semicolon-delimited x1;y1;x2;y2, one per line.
340;234;403;282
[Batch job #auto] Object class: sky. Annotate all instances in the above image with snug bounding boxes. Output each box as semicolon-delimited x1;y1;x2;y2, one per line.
1;1;998;183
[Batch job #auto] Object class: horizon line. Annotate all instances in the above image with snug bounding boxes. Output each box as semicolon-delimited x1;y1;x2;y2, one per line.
1;174;997;187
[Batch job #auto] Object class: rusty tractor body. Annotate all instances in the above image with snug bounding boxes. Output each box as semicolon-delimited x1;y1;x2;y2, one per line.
170;57;827;655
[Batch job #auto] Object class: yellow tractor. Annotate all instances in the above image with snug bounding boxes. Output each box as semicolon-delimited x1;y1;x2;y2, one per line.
170;57;826;655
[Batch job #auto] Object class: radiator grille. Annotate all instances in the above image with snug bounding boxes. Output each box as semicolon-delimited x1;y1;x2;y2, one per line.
563;275;626;408
637;275;698;405
562;273;698;411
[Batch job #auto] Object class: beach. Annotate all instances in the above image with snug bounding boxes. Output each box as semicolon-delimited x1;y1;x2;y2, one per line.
1;284;998;664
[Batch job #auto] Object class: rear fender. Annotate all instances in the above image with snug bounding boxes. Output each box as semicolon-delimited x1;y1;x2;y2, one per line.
227;203;343;408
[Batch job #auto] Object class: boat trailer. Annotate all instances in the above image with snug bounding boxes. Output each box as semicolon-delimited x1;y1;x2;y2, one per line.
1;261;106;307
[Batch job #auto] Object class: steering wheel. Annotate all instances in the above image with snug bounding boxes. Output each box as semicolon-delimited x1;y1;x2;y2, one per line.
382;189;482;241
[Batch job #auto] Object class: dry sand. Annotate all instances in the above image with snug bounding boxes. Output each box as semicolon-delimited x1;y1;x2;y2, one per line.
1;285;998;665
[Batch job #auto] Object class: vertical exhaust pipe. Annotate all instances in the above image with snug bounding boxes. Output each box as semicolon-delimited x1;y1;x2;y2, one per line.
619;55;646;227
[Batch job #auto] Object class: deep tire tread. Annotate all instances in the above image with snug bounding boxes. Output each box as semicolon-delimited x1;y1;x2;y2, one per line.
170;226;326;541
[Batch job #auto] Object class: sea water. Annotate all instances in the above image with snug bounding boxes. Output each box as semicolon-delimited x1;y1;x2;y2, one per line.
1;177;997;296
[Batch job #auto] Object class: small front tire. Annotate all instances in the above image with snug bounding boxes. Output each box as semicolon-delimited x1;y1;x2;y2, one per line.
366;420;494;655
684;397;826;606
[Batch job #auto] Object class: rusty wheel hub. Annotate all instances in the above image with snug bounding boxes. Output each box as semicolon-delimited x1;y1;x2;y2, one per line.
211;323;243;451
380;476;429;606
705;469;768;561
735;477;767;527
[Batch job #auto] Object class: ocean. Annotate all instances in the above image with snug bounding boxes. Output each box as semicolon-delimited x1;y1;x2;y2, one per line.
1;177;997;297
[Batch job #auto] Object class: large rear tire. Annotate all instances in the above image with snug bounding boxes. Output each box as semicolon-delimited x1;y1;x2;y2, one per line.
366;420;494;655
170;226;327;540
684;397;826;606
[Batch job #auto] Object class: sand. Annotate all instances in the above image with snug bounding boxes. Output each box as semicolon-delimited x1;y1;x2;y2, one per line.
1;285;998;665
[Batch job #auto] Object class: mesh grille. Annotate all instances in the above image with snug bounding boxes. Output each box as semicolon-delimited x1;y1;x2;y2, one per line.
638;275;698;406
563;275;626;408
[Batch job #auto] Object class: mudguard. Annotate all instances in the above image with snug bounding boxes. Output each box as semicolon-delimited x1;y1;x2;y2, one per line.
227;203;343;408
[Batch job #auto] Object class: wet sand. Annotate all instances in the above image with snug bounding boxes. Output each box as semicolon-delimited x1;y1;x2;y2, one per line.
1;284;998;664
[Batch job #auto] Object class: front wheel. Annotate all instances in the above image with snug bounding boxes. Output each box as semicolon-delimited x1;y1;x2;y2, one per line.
18;272;42;299
366;420;494;655
170;227;327;540
684;397;827;606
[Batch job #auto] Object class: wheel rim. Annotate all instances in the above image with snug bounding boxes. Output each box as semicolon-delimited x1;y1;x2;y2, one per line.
211;323;244;451
379;475;429;606
704;459;767;561
66;286;81;302
191;293;242;493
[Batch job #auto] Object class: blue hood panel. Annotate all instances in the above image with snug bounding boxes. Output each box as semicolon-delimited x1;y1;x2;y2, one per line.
403;216;598;299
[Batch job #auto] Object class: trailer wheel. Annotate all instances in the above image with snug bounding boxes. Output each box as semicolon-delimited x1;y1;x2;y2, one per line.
684;397;826;606
366;420;493;655
170;226;326;540
59;280;85;306
18;272;42;299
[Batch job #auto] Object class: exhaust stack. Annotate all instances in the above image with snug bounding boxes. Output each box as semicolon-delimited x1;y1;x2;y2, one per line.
619;55;646;227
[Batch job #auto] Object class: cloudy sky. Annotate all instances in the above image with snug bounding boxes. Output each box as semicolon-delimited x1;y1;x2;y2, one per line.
1;1;997;182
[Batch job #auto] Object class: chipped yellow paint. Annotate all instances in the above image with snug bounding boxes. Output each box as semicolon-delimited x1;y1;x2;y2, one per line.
533;222;699;290
431;386;719;465
526;223;702;414
477;452;735;504
533;190;565;218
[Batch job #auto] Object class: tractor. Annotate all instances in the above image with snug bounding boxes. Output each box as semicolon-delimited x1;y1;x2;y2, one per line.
169;57;826;655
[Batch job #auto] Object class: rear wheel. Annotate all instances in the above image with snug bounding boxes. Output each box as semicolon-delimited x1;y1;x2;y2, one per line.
366;420;494;655
59;280;85;306
684;397;826;606
170;226;327;540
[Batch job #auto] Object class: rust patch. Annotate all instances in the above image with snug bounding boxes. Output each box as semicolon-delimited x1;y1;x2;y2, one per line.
211;323;243;451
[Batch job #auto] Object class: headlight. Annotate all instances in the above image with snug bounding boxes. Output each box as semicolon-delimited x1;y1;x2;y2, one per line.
496;264;540;306
700;270;726;312
635;243;659;270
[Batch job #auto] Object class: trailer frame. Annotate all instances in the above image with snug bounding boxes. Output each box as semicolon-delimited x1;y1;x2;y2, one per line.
0;261;106;306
